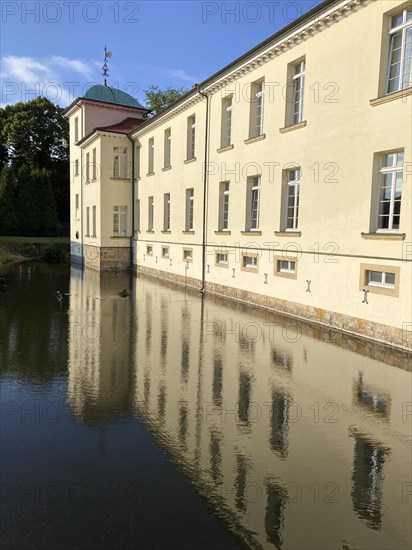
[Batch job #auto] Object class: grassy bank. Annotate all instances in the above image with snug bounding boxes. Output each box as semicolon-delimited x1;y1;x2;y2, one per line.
0;236;69;266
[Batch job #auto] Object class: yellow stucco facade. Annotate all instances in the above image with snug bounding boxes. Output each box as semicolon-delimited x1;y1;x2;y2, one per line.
64;0;412;351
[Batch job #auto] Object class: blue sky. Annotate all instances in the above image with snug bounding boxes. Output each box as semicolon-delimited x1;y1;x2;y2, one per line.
1;1;320;107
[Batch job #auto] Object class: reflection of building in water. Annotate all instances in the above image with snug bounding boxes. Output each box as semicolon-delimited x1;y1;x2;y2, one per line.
67;267;134;423
67;269;410;549
265;481;288;549
351;430;388;530
269;390;290;459
354;371;391;418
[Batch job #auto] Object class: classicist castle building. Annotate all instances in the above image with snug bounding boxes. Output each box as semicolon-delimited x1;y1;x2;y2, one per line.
64;0;412;352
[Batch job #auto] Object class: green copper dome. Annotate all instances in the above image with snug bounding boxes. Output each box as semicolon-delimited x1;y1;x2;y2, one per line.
83;84;145;109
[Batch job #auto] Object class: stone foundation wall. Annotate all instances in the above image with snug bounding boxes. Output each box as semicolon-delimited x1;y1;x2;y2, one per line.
84;245;131;271
135;264;412;353
136;264;202;290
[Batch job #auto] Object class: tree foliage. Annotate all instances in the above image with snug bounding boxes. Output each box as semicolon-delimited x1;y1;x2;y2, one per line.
143;85;189;116
0;97;68;236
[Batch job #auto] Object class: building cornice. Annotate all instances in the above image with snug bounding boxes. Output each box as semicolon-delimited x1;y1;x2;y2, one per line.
130;0;374;139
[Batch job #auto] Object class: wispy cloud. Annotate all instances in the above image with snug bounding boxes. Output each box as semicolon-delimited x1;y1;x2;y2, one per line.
1;55;98;106
134;63;201;85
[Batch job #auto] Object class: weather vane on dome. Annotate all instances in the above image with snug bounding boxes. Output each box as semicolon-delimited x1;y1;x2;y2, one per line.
101;46;112;86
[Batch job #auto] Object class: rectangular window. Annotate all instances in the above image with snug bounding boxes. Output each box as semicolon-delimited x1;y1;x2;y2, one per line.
185;188;194;231
291;60;305;124
92;205;96;237
113;206;127;236
148;196;154;231
241;253;258;272
113;147;127;179
146;244;153;256
367;270;395;288
275;256;298;279
187;115;196;160
162;246;169;258
136;199;140;232
164;128;171;168
216;252;229;266
148;137;154;174
92;148;96;180
136;143;141;179
74;159;79;176
183;248;193;262
218;181;230;231
75;193;79;220
163;193;171;231
86;206;90;236
221;96;232;148
386;8;412;93
377;151;403;230
74;117;79;142
285;168;301;230
86;152;90;182
249;80;264;138
360;263;400;297
246;176;260;231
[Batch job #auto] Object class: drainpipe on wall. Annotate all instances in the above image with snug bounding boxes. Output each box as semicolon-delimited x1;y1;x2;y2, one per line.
79;103;84;267
196;85;210;293
129;135;135;270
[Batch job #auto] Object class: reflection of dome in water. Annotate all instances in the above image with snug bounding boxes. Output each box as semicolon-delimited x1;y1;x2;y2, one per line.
83;84;144;109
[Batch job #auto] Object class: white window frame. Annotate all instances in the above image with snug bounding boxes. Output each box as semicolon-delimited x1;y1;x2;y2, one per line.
162;246;169;258
74;117;79;142
148;196;154;231
92;148;97;180
187;116;196;160
86;206;90;236
386;8;412;94
279;260;296;273
221;96;232;148
92;205;96;237
185;188;194;231
367;270;395;289
113;147;127;179
74;159;79;177
216;253;228;265
163;193;171;231
146;244;153;256
377;151;403;231
136;199;140;232
219;181;230;231
113;206;127;236
164;128;171;168
136;143;141;179
246;176;260;231
242;255;258;269
285;168;301;230
75;193;79;220
148;137;154;174
183;248;193;262
250;80;264;138
291;61;305;125
86;152;90;182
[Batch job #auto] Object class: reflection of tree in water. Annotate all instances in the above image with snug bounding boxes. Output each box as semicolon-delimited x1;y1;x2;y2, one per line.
351;430;388;530
265;480;288;549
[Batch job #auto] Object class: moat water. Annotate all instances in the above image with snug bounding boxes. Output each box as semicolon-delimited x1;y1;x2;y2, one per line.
1;262;411;550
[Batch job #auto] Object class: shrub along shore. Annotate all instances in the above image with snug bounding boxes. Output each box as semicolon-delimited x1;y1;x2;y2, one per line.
0;237;69;266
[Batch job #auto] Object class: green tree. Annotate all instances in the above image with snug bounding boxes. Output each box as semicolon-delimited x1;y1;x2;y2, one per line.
0;97;69;235
143;85;188;116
